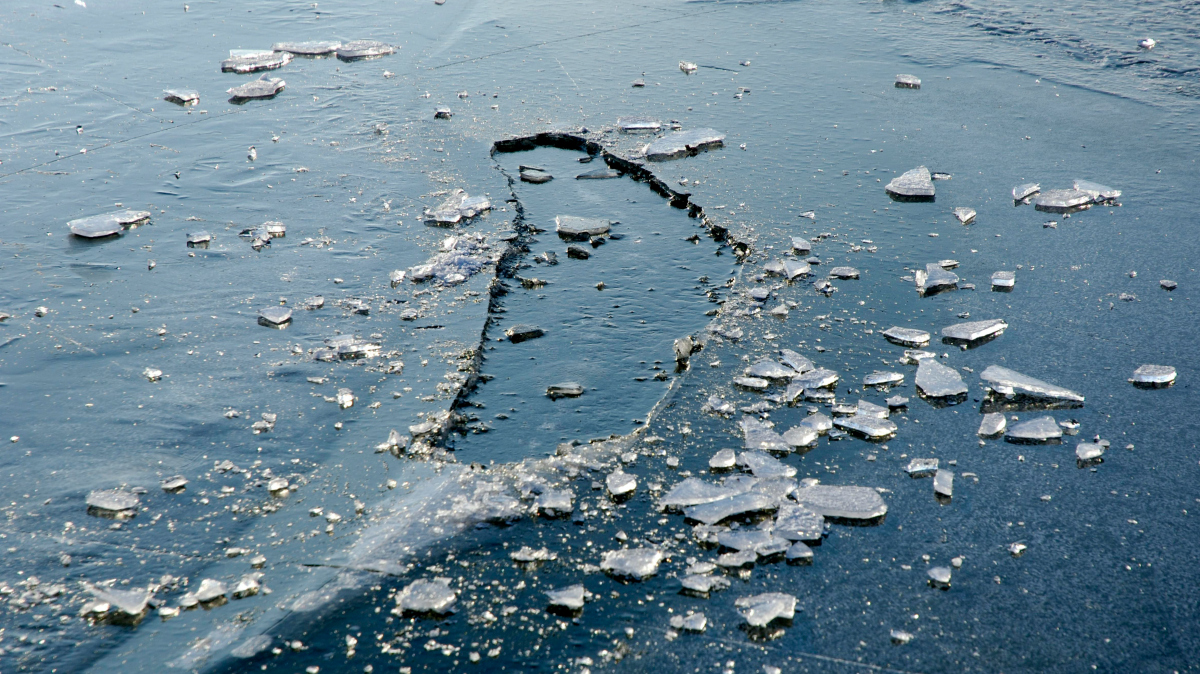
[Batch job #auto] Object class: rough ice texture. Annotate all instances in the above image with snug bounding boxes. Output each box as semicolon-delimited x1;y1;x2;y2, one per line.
555;215;612;240
221;51;292;73
740;417;790;451
978;412;1006;437
833;415;897;439
1013;183;1040;201
684;492;778;525
424;189;491;225
645;128;726;161
394;578;456;615
736;592;796;627
941;319;1007;342
916;359;968;398
882;326;930;347
1034;189;1091;212
227;77;285;99
793;485;887;520
408;233;496;286
885;166;935;199
336;40;395;60
68;209;150;238
1005;416;1063;443
774;504;824;541
916;263;959;293
738;451;797;478
980;365;1084;402
600;547;663;580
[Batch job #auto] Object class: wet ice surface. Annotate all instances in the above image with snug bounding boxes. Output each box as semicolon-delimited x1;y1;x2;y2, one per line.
4;0;1200;671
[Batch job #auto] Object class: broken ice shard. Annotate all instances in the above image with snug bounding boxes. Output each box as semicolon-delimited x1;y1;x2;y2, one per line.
741;417;790;451
736;592;796;627
434;107;452;119
746;360;794;381
394;578;456;615
520;165;553;183
336;40;394;61
1073;179;1121;202
927;566;952;589
978;412;1006;437
505;324;544;343
916;263;959;294
194;579;228;604
546;382;584;399
645;128;725;161
1005;416;1062;444
68;209;151;238
887;395;909;408
556;215;611;240
790;237;812;254
781;425;818;448
894;74;921;89
86;489;139;518
864;371;904;387
1129;364;1176;388
606;470;637;498
830;266;860;279
774;504;824;541
660;478;738;510
670;612;708;632
685;493;777;525
600;548;663;580
980;365;1084;403
511;546;558;563
161;475;188;492
779;349;814;374
84;583;151;625
991;271;1016;290
221;50;292;73
1012;183;1040;201
1034;189;1091;212
709;448;737;470
855;399;890;419
617;116;661;133
882;326;930;347
794;484;887;521
953;207;977;225
891;629;915;645
577;167;621;179
227;77;285;100
545;585;589;614
424;189;491;225
680;574;730;597
941;319;1007;345
272;40;341;55
738;451;797;478
534;489;575;517
933;469;953;498
1076;442;1106;462
799;412;833;434
734;376;769;391
833;416;897;440
793;368;839;390
163;89;200;105
783;259;811;279
905;458;939;477
258;306;292;328
886;166;935;201
915;359;968;399
702;396;735;417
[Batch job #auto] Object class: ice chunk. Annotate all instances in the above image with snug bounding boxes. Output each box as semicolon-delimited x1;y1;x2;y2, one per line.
709;448;737;470
781;425;818;448
230;635;273;659
774;504;824;541
980;365;1084;402
336;40;394;60
161;475;188;492
702;396;735;416
434;107;452;119
1012;183;1040;201
1034;189;1091;212
85;583;151;624
546;382;584;399
1005;416;1062;444
927;566;952;588
617;116;661;133
736;592;796;627
511;546;558;563
916;359;968;398
227;77;285;100
679;61;698;73
733;377;768;391
1129;364;1176;388
885;166;935;200
221;50;291;73
670;612;708;632
717;529;789;556
520;165;553;183
978;412;1006;437
424;189;491;225
258;306;292;327
738;451;797;478
905;458;938;477
67;209;151;238
785;541;813;565
895;74;921;89
794;484;887;520
1073;179;1121;202
534;489;575;517
941;319;1007;344
781;259;811;279
505;324;544;343
799;412;833;434
645;128;725;161
952;207;977;225
991;271;1016;289
778;350;814;374
606;470;637;498
863;371;904;388
1076;442;1106;461
660;478;739;510
793;368;838;389
740;417;790;451
86;489;139;518
882;327;930;347
163;89;199;105
1139;38;1156;49
934;470;953;498
746;360;795;381
545;584;589;614
685;493;778;525
555;215;611;240
680;574;730;597
233;574;261;599
194;579;227;604
887;395;909;408
272;40;341;55
916;263;959;294
834;416;897;440
577;167;620;179
790;237;812;254
600;548;663;580
717;549;757;569
394;578;456;615
830;266;859;279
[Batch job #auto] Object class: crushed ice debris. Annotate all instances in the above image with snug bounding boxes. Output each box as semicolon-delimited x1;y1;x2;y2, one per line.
1073;179;1121;202
519;165;553;183
510;546;558;563
1012;183;1041;201
980;365;1084;403
645;128;725;161
408;233;496;285
83;583;151;625
794;484;887;521
915;263;959;294
740;417;790;451
702;396;736;417
336;40;395;60
1139;38;1157;49
885;166;935;200
882;326;931;347
1033;189;1091;213
941;318;1007;345
67;209;150;238
736;592;796;627
617;116;661;133
934;470;954;498
600;548;663;581
423;189;491;225
393;578;456;616
927;566;952;589
915;358;968;399
774;504;824;541
670;612;708;632
221;49;292;73
953;207;977;225
905;458;939;478
163;89;200;105
1129;364;1176;388
505;324;544;343
1005;416;1062;444
894;74;921;89
555;215;611;240
142;367;163;382
86;489;139;518
978;412;1007;437
227;76;285;100
272;40;341;55
545;585;590;614
546;382;584;399
864;371;904;387
991;271;1016;289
